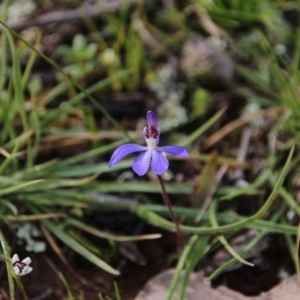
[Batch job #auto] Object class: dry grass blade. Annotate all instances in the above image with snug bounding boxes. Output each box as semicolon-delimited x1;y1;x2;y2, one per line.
40;223;69;266
195;164;228;222
66;218;162;241
205;106;283;149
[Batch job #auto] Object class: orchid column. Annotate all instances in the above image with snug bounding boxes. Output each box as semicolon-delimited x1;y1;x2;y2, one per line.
109;111;189;248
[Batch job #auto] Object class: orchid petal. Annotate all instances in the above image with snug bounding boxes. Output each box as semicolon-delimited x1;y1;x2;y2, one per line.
12;254;19;264
151;150;169;175
22;257;32;265
109;144;147;167
13;266;21;275
22;266;33;275
132;150;152;176
147;111;158;128
158;145;189;157
144;111;161;140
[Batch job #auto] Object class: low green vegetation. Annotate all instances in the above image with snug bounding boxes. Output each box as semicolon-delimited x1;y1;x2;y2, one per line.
0;0;300;299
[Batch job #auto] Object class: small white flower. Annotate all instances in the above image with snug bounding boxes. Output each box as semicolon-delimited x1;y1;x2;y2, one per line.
12;254;33;276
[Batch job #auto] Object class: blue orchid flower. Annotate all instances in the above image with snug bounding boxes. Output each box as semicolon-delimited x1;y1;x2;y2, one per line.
109;111;189;176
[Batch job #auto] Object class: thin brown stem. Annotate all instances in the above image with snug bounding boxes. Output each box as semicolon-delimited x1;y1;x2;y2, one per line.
157;175;184;251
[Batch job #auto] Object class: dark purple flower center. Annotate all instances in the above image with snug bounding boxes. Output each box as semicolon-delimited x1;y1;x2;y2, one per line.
13;261;26;272
145;125;159;139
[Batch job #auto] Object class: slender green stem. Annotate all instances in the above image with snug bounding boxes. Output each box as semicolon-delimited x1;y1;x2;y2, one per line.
157;175;184;250
15;277;29;300
0;230;15;300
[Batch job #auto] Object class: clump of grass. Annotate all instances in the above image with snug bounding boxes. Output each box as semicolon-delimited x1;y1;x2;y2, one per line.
1;0;300;299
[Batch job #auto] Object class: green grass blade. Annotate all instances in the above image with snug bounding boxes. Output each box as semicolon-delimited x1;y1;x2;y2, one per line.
179;235;211;300
207;228;268;281
0;179;43;196
180;109;225;147
65;218;161;242
209;200;254;267
59;272;74;300
167;235;199;300
0;230;15;300
28;205;119;275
